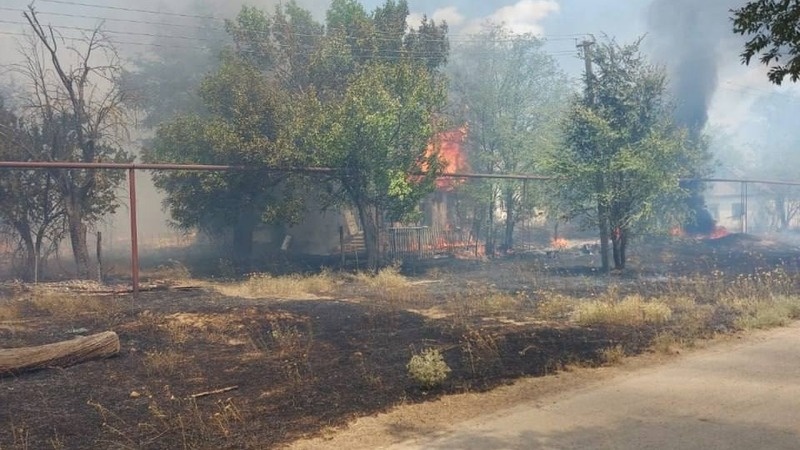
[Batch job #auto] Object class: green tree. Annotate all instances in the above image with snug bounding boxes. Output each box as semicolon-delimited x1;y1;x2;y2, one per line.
448;24;569;252
145;58;304;267
226;2;324;90
733;0;800;84
297;0;449;271
305;61;446;271
549;39;709;271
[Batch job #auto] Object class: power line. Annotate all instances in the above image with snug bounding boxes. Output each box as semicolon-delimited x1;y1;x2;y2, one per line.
0;20;580;58
0;30;201;49
28;1;592;43
1;9;586;52
0;19;213;42
0;6;217;31
37;0;218;20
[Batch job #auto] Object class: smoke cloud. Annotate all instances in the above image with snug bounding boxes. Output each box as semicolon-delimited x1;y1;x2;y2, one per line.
647;0;741;134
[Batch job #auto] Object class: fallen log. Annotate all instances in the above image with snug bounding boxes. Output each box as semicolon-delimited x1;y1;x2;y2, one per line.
0;331;120;375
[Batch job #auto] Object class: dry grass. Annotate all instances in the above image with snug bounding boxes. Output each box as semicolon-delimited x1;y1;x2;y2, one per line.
211;270;336;299
460;328;503;376
140;259;193;281
355;265;410;290
599;345;626;365
0;287;125;326
572;295;672;327
731;295;800;330
353;266;432;307
89;397;246;449
652;332;682;354
535;294;579;321
142;350;186;377
27;290;119;318
0;301;24;321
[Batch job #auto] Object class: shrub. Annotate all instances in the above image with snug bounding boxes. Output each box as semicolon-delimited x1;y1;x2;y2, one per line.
407;348;451;389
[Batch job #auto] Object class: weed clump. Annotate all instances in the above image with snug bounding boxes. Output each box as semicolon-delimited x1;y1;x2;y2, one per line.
212;270;335;299
573;295;672;326
407;348;451;389
731;295;800;330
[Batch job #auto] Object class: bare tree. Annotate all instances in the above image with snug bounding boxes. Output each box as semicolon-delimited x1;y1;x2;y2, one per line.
15;7;131;278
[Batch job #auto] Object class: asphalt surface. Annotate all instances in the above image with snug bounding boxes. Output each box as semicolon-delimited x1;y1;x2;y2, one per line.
390;324;800;450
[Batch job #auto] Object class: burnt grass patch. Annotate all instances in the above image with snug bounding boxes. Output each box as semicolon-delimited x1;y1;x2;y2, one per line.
2;235;800;449
0;290;660;449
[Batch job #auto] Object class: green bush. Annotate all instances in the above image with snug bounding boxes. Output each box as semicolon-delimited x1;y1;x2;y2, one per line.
407;348;451;389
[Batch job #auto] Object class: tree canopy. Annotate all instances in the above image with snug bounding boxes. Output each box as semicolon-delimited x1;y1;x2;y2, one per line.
548;39;710;270
145;0;449;270
145;57;305;266
448;24;569;252
733;0;800;84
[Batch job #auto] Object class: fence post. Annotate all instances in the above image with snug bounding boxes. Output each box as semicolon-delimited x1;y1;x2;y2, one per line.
96;231;103;284
129;168;139;295
339;225;345;269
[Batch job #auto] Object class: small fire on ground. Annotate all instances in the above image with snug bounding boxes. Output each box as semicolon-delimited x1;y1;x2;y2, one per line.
671;226;730;240
551;238;570;249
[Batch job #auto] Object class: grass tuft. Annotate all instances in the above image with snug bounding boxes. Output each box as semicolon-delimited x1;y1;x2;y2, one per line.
599;344;626;365
211;270;335;299
573;295;672;327
142;350;186;377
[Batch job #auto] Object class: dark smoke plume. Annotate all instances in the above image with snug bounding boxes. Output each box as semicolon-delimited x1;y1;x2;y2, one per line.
647;0;740;134
647;0;741;234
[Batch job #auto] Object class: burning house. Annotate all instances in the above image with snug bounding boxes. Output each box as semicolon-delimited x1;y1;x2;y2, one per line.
259;126;474;259
421;126;470;230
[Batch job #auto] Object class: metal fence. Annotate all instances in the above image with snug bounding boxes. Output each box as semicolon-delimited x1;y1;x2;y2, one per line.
387;226;480;260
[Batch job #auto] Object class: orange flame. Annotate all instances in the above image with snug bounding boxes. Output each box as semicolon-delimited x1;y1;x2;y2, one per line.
551;238;569;249
424;126;470;191
708;226;730;240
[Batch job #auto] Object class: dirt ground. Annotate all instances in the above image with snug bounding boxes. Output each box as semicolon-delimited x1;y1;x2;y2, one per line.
1;234;799;449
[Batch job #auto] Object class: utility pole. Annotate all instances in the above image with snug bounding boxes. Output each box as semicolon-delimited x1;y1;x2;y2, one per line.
577;37;610;272
577;39;595;105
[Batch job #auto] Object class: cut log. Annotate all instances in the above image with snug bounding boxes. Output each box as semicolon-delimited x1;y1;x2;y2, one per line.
0;331;120;375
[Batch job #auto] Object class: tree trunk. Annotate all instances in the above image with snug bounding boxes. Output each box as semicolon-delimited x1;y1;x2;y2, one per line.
0;331;119;375
65;199;91;279
232;212;257;271
611;227;625;270
619;229;628;270
597;201;611;273
22;234;36;283
777;195;788;230
504;187;515;252
487;197;496;258
357;201;380;273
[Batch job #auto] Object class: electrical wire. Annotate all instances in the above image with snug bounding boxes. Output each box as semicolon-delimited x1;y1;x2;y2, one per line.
24;0;592;44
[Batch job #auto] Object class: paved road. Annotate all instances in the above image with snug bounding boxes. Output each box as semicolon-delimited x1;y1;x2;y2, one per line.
390;324;800;450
